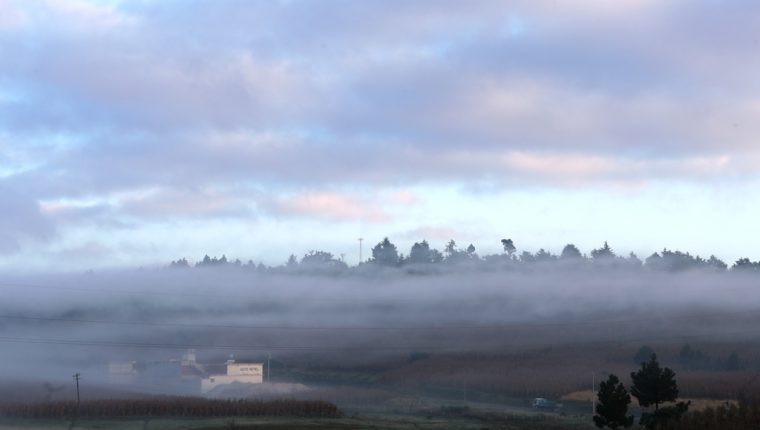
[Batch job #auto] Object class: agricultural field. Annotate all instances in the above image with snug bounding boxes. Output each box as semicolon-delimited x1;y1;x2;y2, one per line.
0;410;596;430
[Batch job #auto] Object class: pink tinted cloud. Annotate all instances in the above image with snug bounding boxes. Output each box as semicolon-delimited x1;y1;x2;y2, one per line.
277;192;392;223
120;189;251;218
387;190;418;205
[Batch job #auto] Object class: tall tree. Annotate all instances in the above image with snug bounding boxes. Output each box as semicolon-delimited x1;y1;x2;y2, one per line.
444;239;466;264
408;240;442;264
501;238;516;257
286;254;298;268
630;354;689;429
561;244;583;260
591;241;616;260
594;374;634;429
371;237;399;266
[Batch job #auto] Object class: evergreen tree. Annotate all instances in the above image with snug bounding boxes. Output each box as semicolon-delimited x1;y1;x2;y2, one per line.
371;237;399;266
408;240;443;264
409;240;432;264
561;244;583;260
591;241;616;260
286;254;298;268
594;374;634;429
630;354;689;429
169;258;190;268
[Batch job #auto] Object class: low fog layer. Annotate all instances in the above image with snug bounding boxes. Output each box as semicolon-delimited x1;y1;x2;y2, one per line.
1;267;759;392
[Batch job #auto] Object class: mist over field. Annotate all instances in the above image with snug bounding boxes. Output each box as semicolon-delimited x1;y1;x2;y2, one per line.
2;264;759;400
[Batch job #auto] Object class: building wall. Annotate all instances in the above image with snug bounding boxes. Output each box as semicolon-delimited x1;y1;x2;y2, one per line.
201;374;263;393
227;363;263;377
200;362;265;393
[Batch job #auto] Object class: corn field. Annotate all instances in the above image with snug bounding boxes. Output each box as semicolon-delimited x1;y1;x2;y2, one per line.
0;398;341;419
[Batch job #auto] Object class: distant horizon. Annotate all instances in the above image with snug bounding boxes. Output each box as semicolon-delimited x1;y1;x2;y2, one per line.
5;236;755;275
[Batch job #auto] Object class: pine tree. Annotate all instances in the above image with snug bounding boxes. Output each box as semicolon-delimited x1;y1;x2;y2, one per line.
630;354;689;429
594;374;634;429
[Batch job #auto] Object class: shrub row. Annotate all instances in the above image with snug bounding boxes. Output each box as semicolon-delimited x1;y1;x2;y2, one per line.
0;398;341;419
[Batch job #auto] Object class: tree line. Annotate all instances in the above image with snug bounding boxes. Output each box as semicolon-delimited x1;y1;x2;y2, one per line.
169;237;760;275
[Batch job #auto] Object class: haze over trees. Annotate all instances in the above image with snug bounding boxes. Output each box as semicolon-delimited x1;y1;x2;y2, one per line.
168;236;758;277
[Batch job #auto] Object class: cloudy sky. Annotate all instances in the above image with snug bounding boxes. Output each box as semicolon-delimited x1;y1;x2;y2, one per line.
1;0;759;271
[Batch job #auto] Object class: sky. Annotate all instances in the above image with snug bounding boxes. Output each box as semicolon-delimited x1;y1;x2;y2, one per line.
1;0;759;271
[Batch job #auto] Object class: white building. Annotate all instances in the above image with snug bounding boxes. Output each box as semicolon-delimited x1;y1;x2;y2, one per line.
108;361;138;384
181;349;205;378
201;361;264;393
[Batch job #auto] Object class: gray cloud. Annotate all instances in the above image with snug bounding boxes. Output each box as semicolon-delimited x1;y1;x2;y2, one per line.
0;185;54;254
1;0;759;257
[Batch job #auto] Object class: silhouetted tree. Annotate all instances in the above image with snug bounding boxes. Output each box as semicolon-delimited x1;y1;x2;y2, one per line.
594;374;634;429
733;258;759;272
465;244;478;261
561;244;583;260
300;250;346;270
169;258;190;268
501;238;516;257
371;237;399;266
408;240;443;264
195;255;229;267
444;240;468;264
519;251;535;264
591;241;616;260
706;255;727;271
534;248;557;263
445;240;458;257
630;354;689;429
653;249;707;272
645;252;663;270
626;252;642;268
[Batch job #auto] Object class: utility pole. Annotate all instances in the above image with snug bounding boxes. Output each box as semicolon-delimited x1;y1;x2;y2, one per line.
267;352;271;383
358;238;363;264
73;373;81;416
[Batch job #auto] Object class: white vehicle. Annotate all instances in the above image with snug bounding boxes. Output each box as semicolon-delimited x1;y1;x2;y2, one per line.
532;397;563;411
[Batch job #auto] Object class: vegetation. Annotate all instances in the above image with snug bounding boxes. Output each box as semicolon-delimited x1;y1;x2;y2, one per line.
630;354;689;429
678;344;742;371
594;374;633;429
0;398;340;419
670;400;760;430
169;237;760;275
